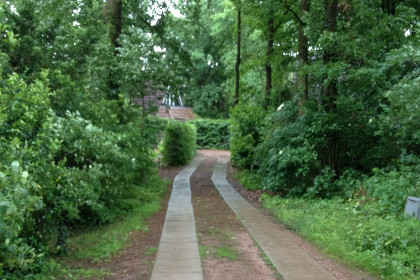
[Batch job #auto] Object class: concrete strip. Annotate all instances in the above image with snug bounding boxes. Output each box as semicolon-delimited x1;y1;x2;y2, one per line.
151;156;204;280
211;157;337;280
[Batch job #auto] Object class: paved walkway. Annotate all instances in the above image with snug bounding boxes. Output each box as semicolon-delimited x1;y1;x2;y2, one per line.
151;154;337;280
211;157;337;280
150;156;204;280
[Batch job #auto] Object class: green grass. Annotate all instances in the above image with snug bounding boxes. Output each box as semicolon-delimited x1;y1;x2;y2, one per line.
144;247;158;256
216;246;239;261
67;202;159;262
199;245;212;259
199;245;239;261
37;200;163;279
261;195;420;280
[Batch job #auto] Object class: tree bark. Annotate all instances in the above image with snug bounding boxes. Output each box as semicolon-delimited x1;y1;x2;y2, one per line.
234;6;241;105
265;17;274;105
322;0;338;112
104;0;122;51
322;0;339;175
297;0;310;115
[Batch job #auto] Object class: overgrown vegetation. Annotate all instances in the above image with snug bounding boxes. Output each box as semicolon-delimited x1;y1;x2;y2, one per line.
2;0;420;278
190;119;230;150
162;121;197;166
261;196;420;280
0;1;168;277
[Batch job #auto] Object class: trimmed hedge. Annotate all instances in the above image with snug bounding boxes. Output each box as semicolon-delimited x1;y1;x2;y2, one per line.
189;119;230;150
162;121;197;166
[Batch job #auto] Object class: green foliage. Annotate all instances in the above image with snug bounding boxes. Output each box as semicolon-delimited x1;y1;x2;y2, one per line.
189;119;229;150
235;169;263;191
0;161;44;276
229;102;266;169
364;156;420;215
162;121;197;166
262;196;420;280
0;60;166;277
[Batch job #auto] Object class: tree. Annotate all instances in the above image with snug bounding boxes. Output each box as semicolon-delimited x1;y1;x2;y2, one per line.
104;0;122;51
234;0;241;105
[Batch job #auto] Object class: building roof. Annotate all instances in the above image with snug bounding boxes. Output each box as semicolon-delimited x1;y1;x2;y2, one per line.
158;106;194;121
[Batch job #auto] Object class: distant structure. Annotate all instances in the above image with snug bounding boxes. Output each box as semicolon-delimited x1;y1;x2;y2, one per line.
132;88;194;121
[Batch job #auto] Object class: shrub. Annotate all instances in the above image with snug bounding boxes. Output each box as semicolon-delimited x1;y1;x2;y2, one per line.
189;119;229;150
364;165;420;215
162;121;197;166
229;103;266;169
0;161;44;276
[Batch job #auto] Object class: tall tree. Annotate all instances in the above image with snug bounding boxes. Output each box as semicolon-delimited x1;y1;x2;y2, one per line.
104;0;122;51
234;2;241;105
297;0;310;113
322;0;339;174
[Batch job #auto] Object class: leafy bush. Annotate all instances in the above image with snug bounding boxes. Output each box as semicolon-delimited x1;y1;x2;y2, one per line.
189;119;229;150
364;166;420;215
0;161;44;277
229;102;266;169
0;72;167;277
162;121;197;166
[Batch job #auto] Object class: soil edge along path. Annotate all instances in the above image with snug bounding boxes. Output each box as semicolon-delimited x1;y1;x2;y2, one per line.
150;156;204;280
212;157;337;280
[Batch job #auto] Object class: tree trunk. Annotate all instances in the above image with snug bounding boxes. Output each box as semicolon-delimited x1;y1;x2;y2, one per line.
264;17;274;106
103;0;122;99
297;0;310;115
322;0;338;111
322;0;340;175
104;0;122;51
234;6;241;105
382;0;396;15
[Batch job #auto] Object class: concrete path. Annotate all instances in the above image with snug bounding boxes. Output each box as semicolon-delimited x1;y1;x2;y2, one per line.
150;156;204;280
211;157;337;280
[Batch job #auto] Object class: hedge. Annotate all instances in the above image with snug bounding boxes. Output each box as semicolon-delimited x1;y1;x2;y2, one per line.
189;119;229;150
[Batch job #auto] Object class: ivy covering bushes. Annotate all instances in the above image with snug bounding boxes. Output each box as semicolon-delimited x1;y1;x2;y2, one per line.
189;119;229;150
162;121;197;166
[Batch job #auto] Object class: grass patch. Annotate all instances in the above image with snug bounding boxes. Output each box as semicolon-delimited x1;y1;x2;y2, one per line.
261;195;420;280
216;246;239;261
38;200;163;279
199;245;212;259
144;247;158;256
34;260;112;280
67;202;159;262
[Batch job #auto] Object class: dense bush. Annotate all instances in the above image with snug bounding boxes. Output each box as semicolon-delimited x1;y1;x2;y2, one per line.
229;102;266;169
0;161;44;276
189;119;229;150
162;121;197;166
0;72;166;277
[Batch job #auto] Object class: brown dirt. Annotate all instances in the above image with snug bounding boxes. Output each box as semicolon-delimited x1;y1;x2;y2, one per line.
190;152;279;280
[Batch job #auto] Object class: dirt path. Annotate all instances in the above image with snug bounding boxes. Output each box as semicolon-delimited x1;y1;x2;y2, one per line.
190;153;278;280
92;150;377;280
